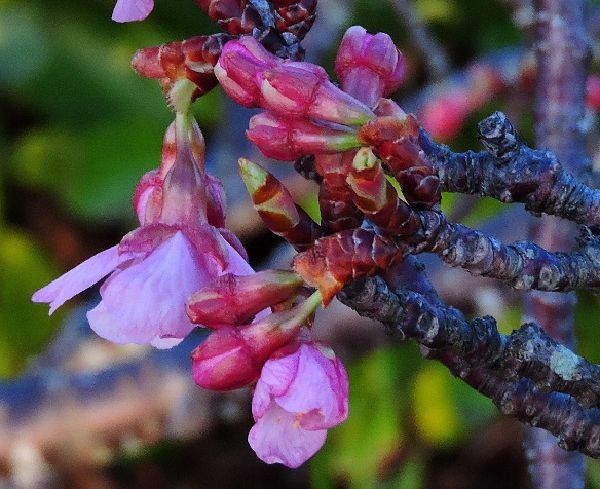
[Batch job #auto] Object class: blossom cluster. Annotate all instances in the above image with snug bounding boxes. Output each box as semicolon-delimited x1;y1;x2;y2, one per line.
32;0;426;469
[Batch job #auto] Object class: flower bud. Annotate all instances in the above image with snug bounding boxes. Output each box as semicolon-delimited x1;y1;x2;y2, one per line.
335;26;406;107
420;91;469;141
239;158;324;250
214;37;281;107
346;149;420;234
132;34;233;110
293;229;403;304
259;62;375;125
192;291;322;390
247;112;360;161
187;269;304;327
588;74;600;111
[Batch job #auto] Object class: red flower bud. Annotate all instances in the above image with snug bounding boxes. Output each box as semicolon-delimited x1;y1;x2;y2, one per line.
247;113;360;161
239;158;324;250
587;74;600;111
192;291;322;390
420;91;469;141
187;270;304;327
293;229;405;304
214;37;281;107
132;34;233;110
259;62;375;125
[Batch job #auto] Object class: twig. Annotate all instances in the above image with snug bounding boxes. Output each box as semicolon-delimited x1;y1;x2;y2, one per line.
421;112;600;228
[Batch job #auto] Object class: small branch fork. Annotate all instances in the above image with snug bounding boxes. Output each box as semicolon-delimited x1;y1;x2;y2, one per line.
338;275;600;458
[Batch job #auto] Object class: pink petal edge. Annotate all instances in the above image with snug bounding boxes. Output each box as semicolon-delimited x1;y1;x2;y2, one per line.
32;245;128;314
112;0;154;23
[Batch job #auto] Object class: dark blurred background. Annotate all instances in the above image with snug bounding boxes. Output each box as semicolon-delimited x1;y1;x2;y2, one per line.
1;0;599;487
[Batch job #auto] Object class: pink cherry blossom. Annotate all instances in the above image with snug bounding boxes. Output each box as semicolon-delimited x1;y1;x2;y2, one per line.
33;114;252;348
248;340;349;468
112;0;154;23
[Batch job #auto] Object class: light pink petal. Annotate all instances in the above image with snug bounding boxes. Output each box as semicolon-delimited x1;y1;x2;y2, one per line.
248;402;327;468
112;0;154;23
252;350;300;419
32;245;129;314
87;232;212;345
221;235;254;276
274;343;348;429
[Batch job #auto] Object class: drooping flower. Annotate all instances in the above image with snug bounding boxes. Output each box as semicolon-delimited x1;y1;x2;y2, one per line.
112;0;154;23
248;338;349;468
33;113;252;348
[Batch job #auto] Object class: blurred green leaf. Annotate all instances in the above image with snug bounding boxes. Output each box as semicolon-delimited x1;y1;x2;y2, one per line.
0;229;63;377
575;291;600;364
412;362;495;447
415;0;459;24
0;4;49;86
311;343;422;489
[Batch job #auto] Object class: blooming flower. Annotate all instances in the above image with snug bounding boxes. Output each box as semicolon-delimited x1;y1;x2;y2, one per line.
248;338;349;468
33;113;252;348
112;0;154;23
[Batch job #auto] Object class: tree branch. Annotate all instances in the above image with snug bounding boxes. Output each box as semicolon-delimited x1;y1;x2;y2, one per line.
420;112;600;228
410;211;600;293
338;275;600;459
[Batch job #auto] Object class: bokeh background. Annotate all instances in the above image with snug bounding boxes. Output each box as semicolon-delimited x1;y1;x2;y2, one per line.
1;0;599;487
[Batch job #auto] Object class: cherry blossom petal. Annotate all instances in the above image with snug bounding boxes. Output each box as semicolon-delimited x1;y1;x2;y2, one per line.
252;350;300;419
248;402;327;468
262;343;348;429
32;245;132;314
112;0;154;23
87;232;212;345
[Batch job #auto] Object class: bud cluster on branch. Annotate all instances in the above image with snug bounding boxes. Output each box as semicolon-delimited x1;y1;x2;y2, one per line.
31;0;600;469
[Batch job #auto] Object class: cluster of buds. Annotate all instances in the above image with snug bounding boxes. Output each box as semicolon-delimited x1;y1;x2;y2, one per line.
224;27;440;299
188;270;349;467
38;1;463;468
196;0;317;40
132;34;234;111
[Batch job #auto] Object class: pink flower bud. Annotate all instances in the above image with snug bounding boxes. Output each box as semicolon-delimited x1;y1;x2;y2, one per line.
247;112;360;161
258;62;375;125
187;270;304;327
588;74;600;111
214;37;281;107
335;26;406;107
420;91;469;141
248;339;349;468
192;291;322;390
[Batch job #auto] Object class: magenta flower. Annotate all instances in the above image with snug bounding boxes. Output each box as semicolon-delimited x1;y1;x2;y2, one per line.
112;0;154;23
33;114;252;348
248;339;349;468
